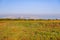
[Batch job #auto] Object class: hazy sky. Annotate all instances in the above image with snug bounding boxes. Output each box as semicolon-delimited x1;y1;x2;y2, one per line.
0;0;60;19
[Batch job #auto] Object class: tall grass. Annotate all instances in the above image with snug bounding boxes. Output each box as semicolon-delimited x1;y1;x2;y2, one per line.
0;20;60;40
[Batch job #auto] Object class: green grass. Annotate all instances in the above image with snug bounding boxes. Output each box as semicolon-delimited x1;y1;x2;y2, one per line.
0;20;60;40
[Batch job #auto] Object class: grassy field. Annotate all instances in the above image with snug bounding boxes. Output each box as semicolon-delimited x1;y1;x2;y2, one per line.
0;20;60;40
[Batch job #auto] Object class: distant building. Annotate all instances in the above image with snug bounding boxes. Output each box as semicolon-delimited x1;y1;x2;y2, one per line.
20;16;24;19
29;16;39;19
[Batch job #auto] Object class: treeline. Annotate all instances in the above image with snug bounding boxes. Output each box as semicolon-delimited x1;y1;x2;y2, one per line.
0;18;60;21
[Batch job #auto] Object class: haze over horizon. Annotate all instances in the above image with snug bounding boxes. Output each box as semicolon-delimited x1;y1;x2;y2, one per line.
0;0;60;19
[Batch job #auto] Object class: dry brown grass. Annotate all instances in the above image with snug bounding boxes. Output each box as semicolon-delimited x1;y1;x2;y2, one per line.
0;20;60;40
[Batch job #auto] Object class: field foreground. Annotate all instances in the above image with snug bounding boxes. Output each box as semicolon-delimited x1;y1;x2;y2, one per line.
0;20;60;40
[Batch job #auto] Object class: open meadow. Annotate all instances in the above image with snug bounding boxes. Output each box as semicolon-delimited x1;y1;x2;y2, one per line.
0;19;60;40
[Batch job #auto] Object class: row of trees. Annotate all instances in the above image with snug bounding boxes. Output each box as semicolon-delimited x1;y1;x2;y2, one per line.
0;18;60;21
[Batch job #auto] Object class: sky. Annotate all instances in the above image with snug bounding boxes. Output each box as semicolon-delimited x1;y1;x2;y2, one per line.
0;0;60;19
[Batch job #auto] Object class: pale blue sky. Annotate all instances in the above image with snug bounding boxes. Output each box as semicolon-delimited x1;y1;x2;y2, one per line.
0;0;60;19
